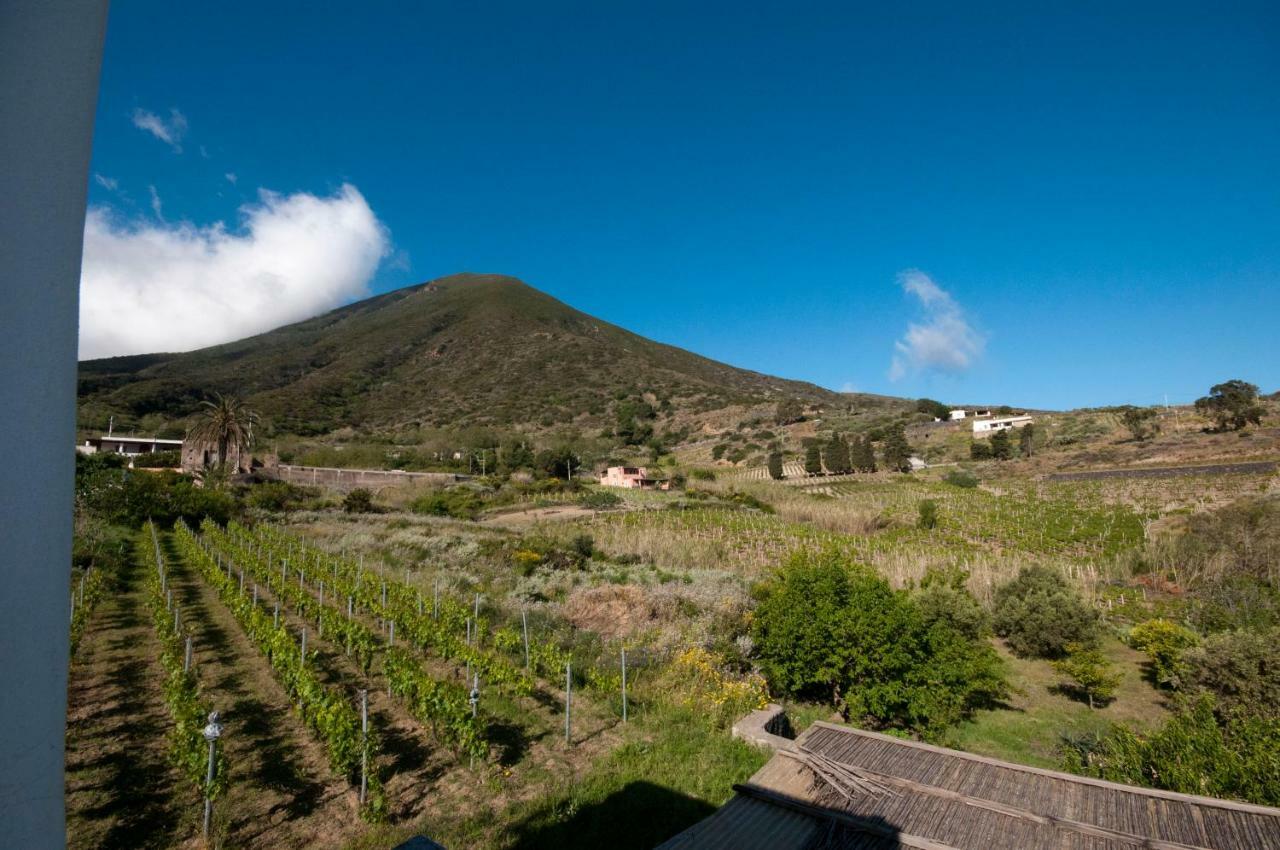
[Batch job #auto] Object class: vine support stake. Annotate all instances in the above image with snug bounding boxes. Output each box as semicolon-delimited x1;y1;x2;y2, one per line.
565;662;572;744
252;583;258;606
359;689;369;807
433;579;439;619
202;711;223;838
389;620;395;647
300;627;307;665
184;634;193;674
522;610;530;671
273;601;279;629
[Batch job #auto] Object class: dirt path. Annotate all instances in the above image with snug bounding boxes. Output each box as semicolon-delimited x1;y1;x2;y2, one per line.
164;534;365;849
65;544;190;849
1044;460;1277;482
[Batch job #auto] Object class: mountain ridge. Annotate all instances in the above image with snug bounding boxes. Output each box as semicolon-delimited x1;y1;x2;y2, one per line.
78;273;854;436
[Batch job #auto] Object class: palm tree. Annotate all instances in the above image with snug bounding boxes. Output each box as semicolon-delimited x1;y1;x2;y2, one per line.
188;393;258;471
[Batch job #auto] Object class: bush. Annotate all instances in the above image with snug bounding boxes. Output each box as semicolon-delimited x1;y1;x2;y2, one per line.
131;450;182;468
570;533;596;560
914;569;990;641
917;500;939;530
1128;619;1199;688
1054;643;1120;708
1189;575;1280;633
943;469;979;488
1184;628;1280;720
753;550;1007;738
343;488;375;514
993;566;1100;658
1063;695;1280;806
76;457;233;528
580;489;623;510
689;468;716;481
969;441;993;460
410;488;482;520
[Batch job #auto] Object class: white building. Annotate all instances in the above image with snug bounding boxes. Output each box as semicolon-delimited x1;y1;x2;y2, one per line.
948;409;967;421
972;414;1034;435
77;434;184;457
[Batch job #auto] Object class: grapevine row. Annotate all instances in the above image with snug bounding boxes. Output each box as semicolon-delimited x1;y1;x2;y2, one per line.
173;520;387;821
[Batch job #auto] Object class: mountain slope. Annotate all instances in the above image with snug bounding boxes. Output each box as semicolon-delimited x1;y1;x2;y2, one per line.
78;273;845;435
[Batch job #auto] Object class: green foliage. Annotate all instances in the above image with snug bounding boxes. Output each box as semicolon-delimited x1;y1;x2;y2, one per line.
131;449;182;468
1018;422;1035;457
688;468;717;482
969;440;993;460
752;550;1007;737
1195;379;1265;431
989;429;1013;460
1064;695;1280;806
1184;628;1280;720
1177;497;1280;586
766;451;784;480
244;480;312;513
500;438;536;472
915;398;950;420
580;489;623;510
804;443;823;475
76;455;234;528
410;488;482;520
343;488;375;513
774;398;805;425
615;398;657;445
1128;619;1199;688
881;426;913;472
943;469;979;489
824;435;851;474
917;499;939;530
1053;642;1120;708
914;569;990;641
1117;405;1160;441
993;566;1100;658
1189;575;1280;634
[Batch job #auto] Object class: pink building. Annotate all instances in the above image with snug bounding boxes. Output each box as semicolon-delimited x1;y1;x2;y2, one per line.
598;466;670;490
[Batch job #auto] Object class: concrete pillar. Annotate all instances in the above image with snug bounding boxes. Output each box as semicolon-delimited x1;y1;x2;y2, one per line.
0;1;109;845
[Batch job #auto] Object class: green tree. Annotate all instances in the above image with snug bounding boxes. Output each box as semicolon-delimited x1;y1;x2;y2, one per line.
914;568;990;641
774;399;805;425
766;451;784;480
915;398;950;420
824;435;851;474
804;442;823;475
989;429;1013;460
1054;643;1121;708
1128;619;1199;688
752;550;1007;737
881;426;912;472
187;392;258;470
917;499;939;530
1019;423;1035;457
1184;628;1280;720
969;440;993;460
854;436;877;472
993;566;1100;658
1117;405;1160;441
343;488;374;513
1195;379;1265;431
500;438;536;472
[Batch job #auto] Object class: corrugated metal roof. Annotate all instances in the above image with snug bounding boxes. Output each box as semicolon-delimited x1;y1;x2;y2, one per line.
658;722;1280;850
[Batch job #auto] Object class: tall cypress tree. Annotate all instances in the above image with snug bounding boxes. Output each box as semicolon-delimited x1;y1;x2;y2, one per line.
826;434;851;474
857;436;877;473
767;451;785;480
882;426;913;473
804;442;823;475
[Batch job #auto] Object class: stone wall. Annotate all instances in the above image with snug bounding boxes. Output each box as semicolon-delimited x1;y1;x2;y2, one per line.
276;464;466;493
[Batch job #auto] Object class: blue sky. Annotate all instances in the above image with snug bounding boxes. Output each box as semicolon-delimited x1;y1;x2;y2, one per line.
83;1;1279;409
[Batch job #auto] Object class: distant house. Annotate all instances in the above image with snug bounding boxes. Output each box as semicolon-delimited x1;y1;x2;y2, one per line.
948;409;968;421
972;414;1033;435
78;434;183;464
599;466;670;490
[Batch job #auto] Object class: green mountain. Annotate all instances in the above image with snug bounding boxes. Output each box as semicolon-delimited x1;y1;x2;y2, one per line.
78;273;844;436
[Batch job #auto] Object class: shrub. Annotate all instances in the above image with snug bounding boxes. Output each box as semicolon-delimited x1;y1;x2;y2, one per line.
131;449;182;468
410;488;482;520
580;489;623;510
570;533;596;560
969;441;993;460
1063;695;1280;806
1184;628;1280;720
753;550;1006;737
1054;643;1121;708
343;488;375;514
993;566;1099;658
943;469;979;489
1189;575;1280;633
914;569;990;641
689;468;717;481
245;481;311;513
1128;619;1199;688
917;500;939;530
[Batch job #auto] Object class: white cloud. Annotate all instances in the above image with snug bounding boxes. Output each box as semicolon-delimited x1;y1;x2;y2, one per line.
79;183;390;360
131;107;188;152
888;269;986;380
224;172;238;185
147;185;164;220
94;174;119;191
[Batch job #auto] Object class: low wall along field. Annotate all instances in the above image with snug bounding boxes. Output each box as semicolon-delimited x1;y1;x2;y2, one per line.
276;464;464;493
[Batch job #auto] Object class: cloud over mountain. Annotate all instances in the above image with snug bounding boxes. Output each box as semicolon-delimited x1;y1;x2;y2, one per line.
79;184;390;359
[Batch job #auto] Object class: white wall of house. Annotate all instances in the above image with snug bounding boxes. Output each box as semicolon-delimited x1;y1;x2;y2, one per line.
972;415;1034;434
